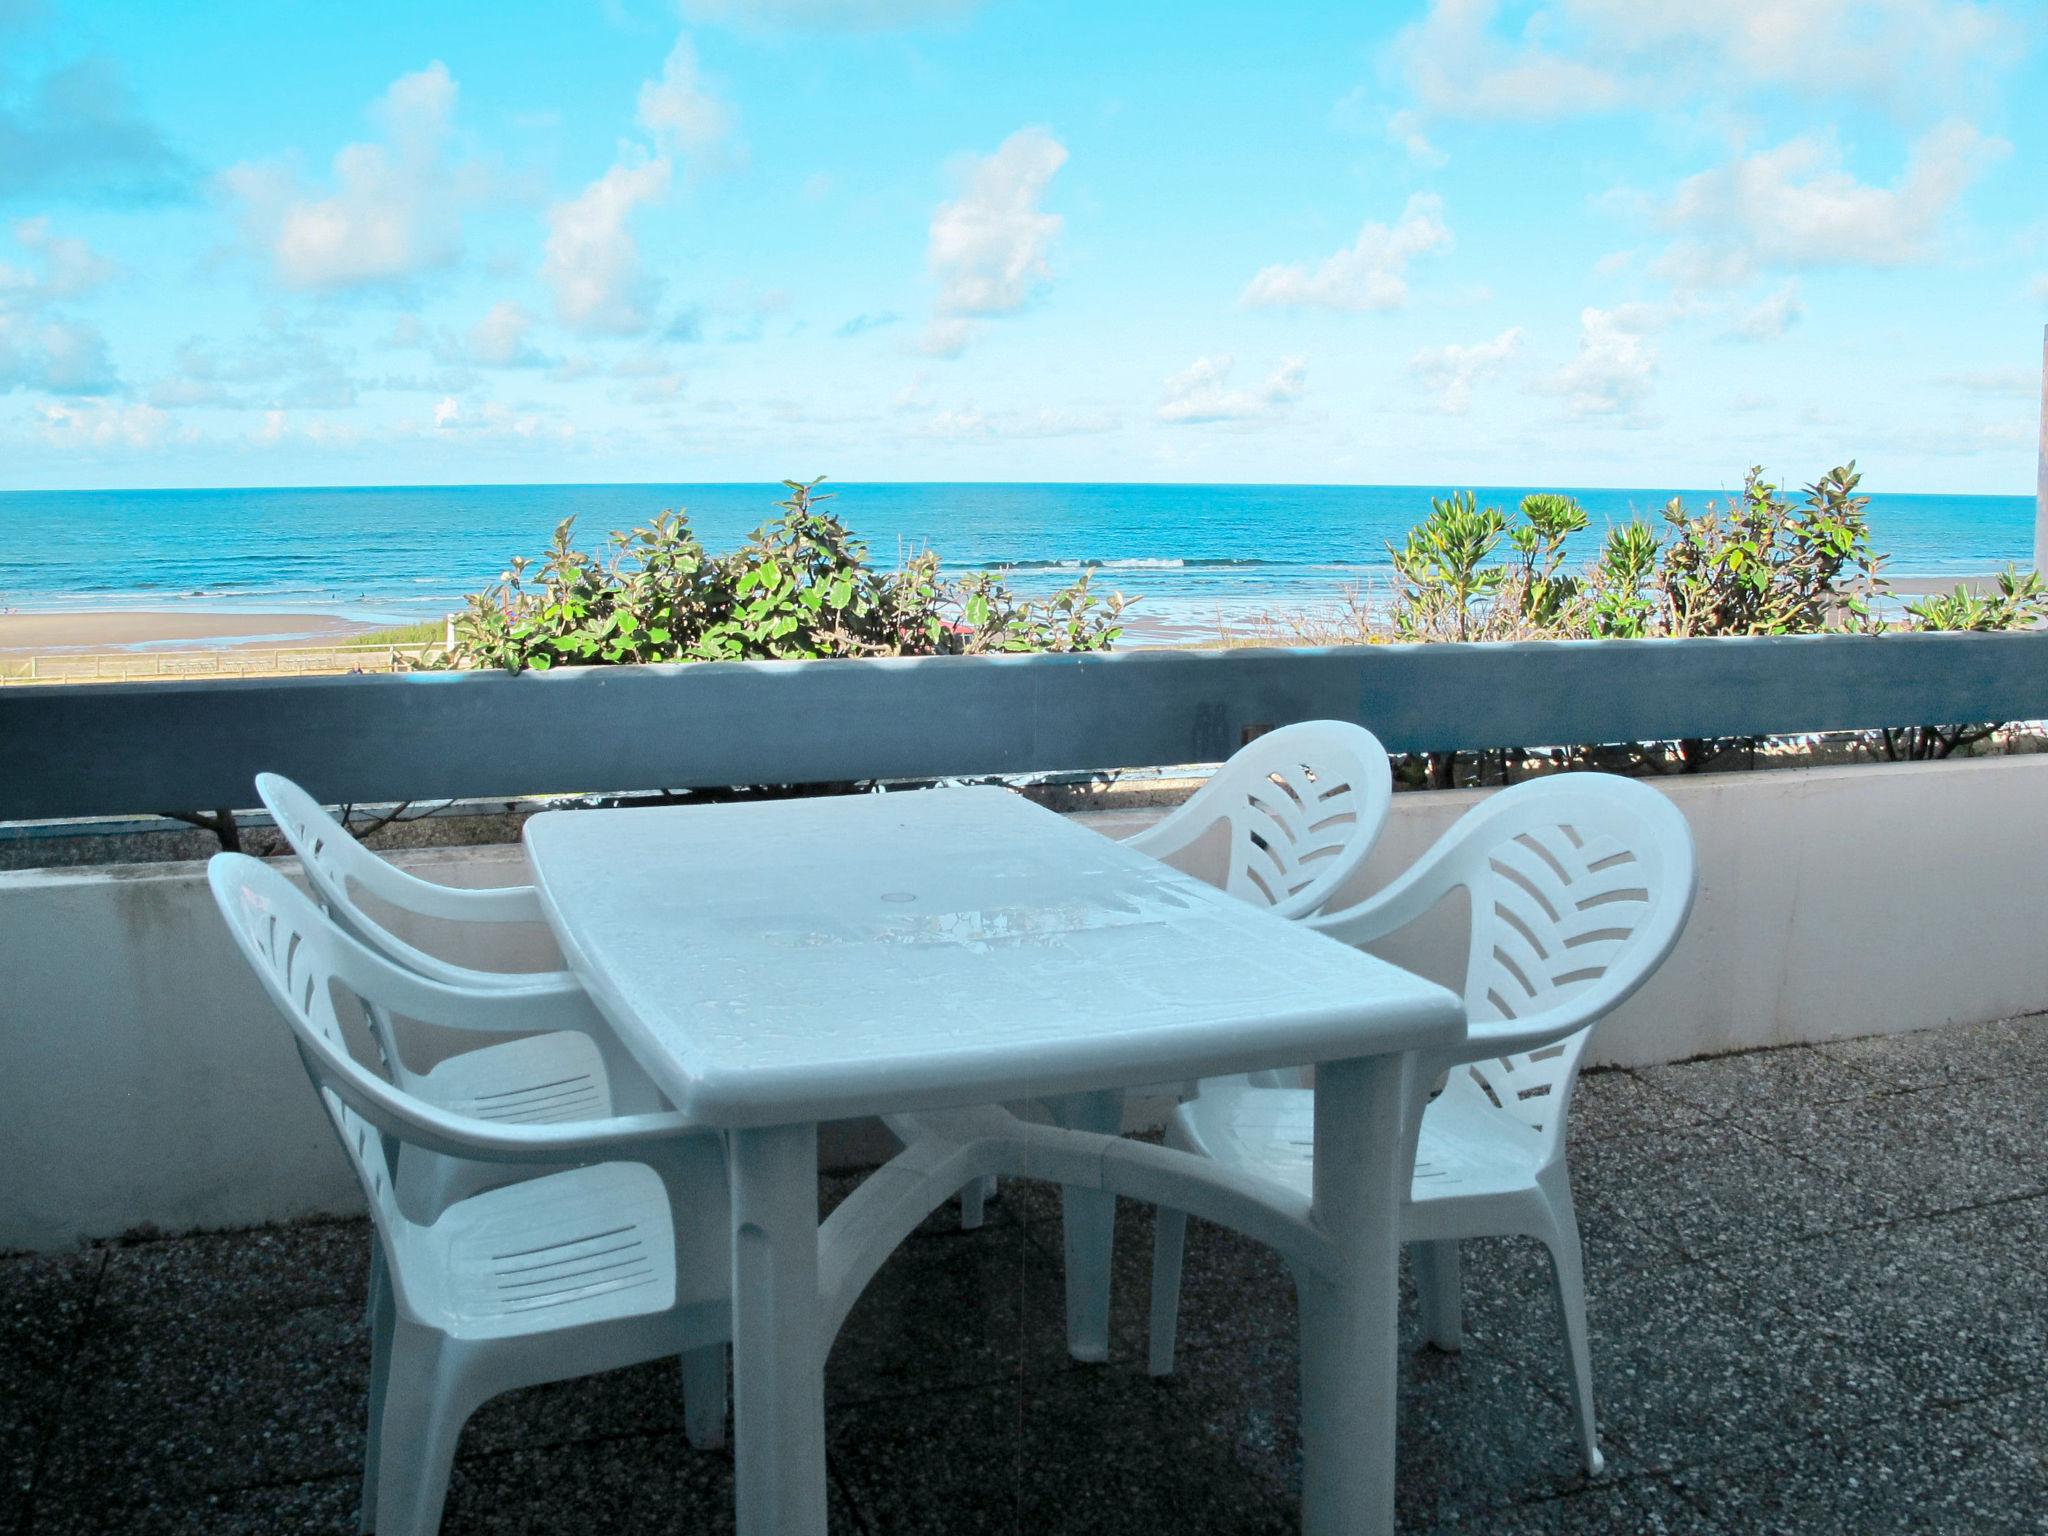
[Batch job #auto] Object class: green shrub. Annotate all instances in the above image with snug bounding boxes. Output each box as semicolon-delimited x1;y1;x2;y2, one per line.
448;478;1130;673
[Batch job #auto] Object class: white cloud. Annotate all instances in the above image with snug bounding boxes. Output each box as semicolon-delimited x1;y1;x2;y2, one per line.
2035;274;2048;303
1656;121;2004;287
1408;326;1523;413
1545;304;1660;417
915;404;1120;441
1157;355;1308;425
927;127;1067;329
6;217;117;297
34;397;177;449
1390;0;2016;124
636;36;732;164
1938;366;2035;397
679;0;973;30
0;217;121;394
222;62;489;291
1241;194;1450;313
1725;282;1802;341
467;301;547;367
542;155;672;335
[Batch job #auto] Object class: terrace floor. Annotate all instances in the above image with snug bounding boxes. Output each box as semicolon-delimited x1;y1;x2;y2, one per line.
5;1023;2047;1535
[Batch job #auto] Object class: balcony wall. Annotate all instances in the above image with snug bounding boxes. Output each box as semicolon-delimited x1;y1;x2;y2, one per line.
6;754;2047;1251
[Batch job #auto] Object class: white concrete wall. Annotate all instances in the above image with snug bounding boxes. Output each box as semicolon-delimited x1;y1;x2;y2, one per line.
4;755;2046;1250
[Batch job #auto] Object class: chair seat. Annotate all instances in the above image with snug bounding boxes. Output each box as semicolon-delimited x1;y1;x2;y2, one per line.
417;1030;614;1124
1171;1078;1547;1209
417;1161;677;1339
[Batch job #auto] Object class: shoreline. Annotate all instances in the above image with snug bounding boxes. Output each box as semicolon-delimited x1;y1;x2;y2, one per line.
0;610;390;655
0;571;2014;656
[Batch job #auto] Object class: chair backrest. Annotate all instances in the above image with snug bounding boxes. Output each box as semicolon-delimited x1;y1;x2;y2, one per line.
1128;721;1393;921
1403;775;1694;1162
209;851;416;1292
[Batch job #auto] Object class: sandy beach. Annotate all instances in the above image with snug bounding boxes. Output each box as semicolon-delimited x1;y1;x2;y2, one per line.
0;611;386;655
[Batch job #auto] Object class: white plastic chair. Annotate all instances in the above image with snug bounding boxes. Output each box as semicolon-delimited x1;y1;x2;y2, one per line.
257;773;667;1216
1147;774;1696;1475
923;721;1396;1365
1124;719;1396;921
210;852;730;1536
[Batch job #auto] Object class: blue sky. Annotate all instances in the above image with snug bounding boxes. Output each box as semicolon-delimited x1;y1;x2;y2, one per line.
0;0;2042;492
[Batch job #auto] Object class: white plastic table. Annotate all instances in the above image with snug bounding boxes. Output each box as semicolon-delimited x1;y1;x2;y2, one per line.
524;787;1464;1536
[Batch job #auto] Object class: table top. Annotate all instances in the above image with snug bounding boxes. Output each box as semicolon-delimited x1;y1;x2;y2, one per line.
523;788;1464;1128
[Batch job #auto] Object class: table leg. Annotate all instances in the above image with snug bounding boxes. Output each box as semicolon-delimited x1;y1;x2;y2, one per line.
1296;1054;1410;1536
1050;1088;1122;1362
730;1123;829;1536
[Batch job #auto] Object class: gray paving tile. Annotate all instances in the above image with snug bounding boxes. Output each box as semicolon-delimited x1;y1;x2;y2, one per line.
1557;1257;1907;1475
439;1432;859;1535
1974;1382;2047;1474
36;1302;369;1512
0;1251;101;1526
1017;1371;1295;1535
1754;1076;2048;1218
1439;1476;1726;1535
824;1219;1028;1407
826;1378;1028;1533
1694;1401;2048;1535
461;1357;689;1456
28;1474;359;1535
1019;1199;1298;1376
1567;1068;1714;1150
1634;1046;1885;1121
94;1220;369;1318
1711;1213;2048;1407
1812;1019;2036;1092
1155;1326;1608;1529
1571;1123;1892;1260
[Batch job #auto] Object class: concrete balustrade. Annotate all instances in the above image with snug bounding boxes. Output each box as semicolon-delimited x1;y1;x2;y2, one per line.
5;754;2045;1251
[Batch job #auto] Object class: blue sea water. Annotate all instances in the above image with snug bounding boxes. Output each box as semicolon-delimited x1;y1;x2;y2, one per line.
0;481;2033;632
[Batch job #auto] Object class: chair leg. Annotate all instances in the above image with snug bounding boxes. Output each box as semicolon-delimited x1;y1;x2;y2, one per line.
1541;1215;1604;1476
1147;1207;1189;1377
1412;1239;1463;1353
958;1174;995;1231
373;1332;470;1536
682;1343;729;1450
360;1250;395;1534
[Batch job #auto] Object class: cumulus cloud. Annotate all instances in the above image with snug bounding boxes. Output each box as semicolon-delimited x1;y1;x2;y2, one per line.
915;404;1121;441
0;55;193;205
542;156;673;335
539;34;734;338
0;219;121;394
679;0;975;30
835;311;900;338
1241;194;1450;313
636;36;733;165
1656;121;2004;287
1408;326;1523;413
34;397;178;449
467;301;549;367
1724;282;1802;341
222;62;491;290
1544;304;1660;417
1390;0;2016;124
1157;355;1308;425
5;217;118;297
925;126;1067;351
146;313;358;410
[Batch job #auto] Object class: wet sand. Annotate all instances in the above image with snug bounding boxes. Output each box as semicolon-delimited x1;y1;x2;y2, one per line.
0;611;384;654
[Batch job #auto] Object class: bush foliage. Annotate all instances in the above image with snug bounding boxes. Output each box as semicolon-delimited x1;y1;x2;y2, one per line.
449;478;1129;672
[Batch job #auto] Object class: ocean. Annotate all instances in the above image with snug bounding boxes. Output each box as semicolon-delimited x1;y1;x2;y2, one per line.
0;481;2034;632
